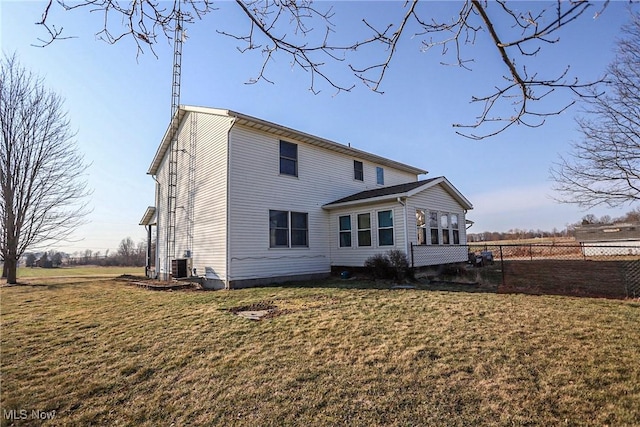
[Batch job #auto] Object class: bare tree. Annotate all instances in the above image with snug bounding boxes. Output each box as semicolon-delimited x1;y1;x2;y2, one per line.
0;54;90;284
35;0;610;139
117;237;135;265
551;10;640;209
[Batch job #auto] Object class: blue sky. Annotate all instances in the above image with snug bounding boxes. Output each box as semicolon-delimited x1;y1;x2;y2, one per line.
1;1;638;255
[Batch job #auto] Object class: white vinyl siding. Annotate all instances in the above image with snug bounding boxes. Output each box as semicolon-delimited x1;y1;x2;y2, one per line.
152;108;430;285
406;184;469;265
190;113;232;282
155;157;168;278
154;112;233;282
327;183;469;267
227;124;416;282
329;202;405;267
227;126;326;282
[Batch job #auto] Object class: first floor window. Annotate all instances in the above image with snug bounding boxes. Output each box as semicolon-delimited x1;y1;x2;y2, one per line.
339;215;352;247
429;211;439;244
441;213;450;244
451;213;460;244
270;210;289;247
269;210;308;248
357;213;372;247
291;212;308;247
416;209;426;245
378;210;394;246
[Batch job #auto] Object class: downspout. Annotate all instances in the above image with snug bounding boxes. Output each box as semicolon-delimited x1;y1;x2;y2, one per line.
225;118;236;290
397;197;409;257
152;175;161;279
145;224;152;277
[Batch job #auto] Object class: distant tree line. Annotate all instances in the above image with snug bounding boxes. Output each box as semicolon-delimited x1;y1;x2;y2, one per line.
468;208;640;242
23;237;152;268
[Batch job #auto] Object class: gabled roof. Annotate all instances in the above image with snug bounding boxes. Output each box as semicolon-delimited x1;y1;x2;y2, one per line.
322;176;473;210
139;206;156;226
575;222;640;242
147;106;427;176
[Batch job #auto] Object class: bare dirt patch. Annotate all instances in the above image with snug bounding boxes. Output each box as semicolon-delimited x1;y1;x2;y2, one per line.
228;296;340;321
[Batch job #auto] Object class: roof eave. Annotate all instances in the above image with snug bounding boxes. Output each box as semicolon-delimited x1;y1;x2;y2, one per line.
231;112;427;175
422;177;473;210
147;108;187;175
149;105;427;176
323;193;408;210
139;206;157;226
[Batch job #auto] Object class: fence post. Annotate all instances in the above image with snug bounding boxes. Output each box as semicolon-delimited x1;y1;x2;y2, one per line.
410;242;414;268
529;243;533;261
500;245;505;288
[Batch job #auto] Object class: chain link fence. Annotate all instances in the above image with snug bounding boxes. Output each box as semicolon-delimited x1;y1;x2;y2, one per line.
411;243;640;299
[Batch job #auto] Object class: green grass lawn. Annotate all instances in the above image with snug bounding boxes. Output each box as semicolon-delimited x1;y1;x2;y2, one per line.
1;278;639;426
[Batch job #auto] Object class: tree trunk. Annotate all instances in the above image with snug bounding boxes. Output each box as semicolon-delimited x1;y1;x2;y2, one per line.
5;256;17;284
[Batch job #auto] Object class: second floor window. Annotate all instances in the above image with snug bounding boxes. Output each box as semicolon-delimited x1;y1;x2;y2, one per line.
376;167;384;185
354;160;364;181
280;141;298;176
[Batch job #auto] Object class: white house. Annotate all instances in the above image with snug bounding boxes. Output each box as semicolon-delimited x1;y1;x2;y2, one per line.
575;223;640;256
140;106;473;289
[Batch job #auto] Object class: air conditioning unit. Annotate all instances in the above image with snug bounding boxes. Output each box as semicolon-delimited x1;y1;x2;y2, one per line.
171;258;193;279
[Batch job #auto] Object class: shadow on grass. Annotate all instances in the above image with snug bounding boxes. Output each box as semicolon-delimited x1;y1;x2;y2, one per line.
3;276;118;290
275;276;499;294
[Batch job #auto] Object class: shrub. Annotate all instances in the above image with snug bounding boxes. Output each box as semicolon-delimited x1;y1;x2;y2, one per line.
364;253;393;279
364;250;411;281
387;249;410;280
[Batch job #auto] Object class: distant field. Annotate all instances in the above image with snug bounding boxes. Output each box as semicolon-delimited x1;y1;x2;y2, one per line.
1;277;638;426
16;266;143;279
470;237;577;246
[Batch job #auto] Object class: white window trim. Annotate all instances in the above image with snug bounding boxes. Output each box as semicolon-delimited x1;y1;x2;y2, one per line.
279;140;298;178
353;160;364;182
338;214;353;249
376;209;395;247
269;210;309;249
356;212;372;248
422;210;463;246
376;166;384;186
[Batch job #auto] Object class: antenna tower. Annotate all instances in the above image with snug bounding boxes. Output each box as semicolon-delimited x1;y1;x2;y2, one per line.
166;5;183;277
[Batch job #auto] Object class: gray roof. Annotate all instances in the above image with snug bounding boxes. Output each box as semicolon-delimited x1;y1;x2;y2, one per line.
325;179;438;206
323;176;473;210
575;223;640;242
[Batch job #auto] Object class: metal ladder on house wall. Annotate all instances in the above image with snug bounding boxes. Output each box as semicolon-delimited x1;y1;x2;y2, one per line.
165;8;183;278
185;112;197;263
